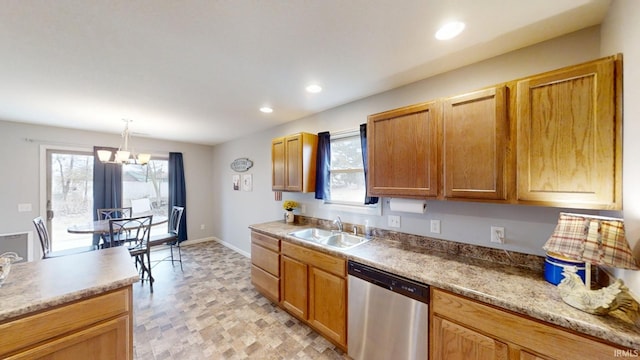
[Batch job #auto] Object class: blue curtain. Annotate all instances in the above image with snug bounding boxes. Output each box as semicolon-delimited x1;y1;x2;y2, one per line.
169;152;188;242
314;131;331;200
93;146;123;246
360;124;379;205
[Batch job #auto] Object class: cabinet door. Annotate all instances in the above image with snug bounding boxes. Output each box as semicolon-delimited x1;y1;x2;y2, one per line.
281;255;308;320
285;134;304;191
443;86;508;200
272;137;286;191
7;316;130;360
431;315;508;360
308;267;346;347
516;56;620;209
368;101;440;197
519;350;551;360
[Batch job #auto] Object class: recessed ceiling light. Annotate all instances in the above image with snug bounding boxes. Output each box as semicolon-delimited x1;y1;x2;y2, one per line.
435;21;465;40
306;84;322;93
260;107;273;113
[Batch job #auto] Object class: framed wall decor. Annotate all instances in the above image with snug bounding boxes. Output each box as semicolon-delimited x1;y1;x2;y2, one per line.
242;174;253;192
232;174;240;191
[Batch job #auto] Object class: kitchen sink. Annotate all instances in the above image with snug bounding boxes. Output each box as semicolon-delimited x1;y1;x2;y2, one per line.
322;233;369;249
288;228;370;250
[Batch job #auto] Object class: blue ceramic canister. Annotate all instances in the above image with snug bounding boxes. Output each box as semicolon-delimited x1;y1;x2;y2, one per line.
544;252;586;286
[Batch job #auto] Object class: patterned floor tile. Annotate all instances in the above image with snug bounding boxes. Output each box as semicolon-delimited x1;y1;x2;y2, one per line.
132;241;348;360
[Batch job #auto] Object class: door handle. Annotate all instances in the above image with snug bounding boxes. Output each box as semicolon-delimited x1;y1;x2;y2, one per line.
46;210;54;220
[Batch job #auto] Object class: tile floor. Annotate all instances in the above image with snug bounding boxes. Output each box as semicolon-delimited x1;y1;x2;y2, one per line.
132;241;348;359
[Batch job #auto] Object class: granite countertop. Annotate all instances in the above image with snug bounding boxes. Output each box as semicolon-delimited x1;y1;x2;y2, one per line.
0;246;140;322
250;220;640;350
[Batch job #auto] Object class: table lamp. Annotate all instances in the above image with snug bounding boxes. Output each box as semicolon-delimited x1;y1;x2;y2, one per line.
543;212;640;326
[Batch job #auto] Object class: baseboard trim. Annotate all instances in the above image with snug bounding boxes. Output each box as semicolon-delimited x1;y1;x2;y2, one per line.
180;237;216;246
159;236;250;258
212;237;250;258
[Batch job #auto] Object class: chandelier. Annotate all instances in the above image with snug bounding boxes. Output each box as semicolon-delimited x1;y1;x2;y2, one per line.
97;119;151;165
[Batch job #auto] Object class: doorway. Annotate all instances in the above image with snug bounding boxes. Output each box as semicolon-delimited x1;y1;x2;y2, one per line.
46;149;94;251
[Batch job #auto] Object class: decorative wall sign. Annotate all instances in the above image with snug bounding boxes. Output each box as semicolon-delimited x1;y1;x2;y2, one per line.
230;158;253;172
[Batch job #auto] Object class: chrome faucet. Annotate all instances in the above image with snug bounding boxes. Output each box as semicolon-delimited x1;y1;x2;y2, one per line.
334;216;343;232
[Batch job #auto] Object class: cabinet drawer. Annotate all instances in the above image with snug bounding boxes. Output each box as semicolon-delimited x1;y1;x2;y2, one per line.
251;243;280;276
432;288;620;359
251;265;280;302
0;287;131;357
282;241;345;277
251;232;280;252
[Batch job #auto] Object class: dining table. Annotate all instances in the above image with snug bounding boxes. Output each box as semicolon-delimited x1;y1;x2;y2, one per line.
67;215;168;235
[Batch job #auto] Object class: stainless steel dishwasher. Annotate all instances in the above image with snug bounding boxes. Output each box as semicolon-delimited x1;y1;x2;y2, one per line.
348;261;429;360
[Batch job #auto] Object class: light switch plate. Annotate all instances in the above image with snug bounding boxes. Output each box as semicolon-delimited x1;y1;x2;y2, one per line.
388;215;401;228
18;203;32;212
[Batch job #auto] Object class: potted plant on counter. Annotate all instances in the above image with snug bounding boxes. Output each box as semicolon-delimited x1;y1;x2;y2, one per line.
282;200;298;224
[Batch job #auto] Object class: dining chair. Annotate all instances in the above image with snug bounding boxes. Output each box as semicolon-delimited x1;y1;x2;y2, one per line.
149;206;185;271
131;198;151;214
109;215;154;292
32;217;96;259
97;207;132;220
97;207;133;248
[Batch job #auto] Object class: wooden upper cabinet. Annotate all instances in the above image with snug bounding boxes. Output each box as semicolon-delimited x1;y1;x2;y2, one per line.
516;55;621;209
271;132;318;192
443;86;509;200
272;137;286;190
367;101;441;198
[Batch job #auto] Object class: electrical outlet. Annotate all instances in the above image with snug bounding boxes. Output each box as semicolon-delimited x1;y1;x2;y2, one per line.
300;204;306;214
430;220;441;234
491;226;505;244
388;215;401;228
200;224;205;230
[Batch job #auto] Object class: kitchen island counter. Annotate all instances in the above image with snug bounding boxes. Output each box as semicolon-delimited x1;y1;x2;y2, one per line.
0;246;139;359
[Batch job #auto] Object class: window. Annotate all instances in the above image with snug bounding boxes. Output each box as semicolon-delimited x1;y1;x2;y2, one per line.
328;131;366;205
122;159;169;219
323;130;379;215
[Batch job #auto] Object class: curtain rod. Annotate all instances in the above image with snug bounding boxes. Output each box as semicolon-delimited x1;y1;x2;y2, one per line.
330;128;359;137
24;137;94;148
26;138;166;158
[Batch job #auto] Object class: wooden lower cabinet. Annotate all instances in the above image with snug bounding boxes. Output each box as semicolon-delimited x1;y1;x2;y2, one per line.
0;286;133;359
7;316;129;360
308;266;346;346
250;231;281;303
281;241;347;350
281;255;308;319
432;315;508;360
431;288;622;360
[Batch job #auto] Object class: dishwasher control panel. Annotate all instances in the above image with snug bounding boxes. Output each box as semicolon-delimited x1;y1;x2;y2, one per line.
348;261;429;304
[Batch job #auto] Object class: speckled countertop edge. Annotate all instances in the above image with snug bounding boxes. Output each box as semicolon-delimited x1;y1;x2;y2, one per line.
0;246;140;322
250;221;640;350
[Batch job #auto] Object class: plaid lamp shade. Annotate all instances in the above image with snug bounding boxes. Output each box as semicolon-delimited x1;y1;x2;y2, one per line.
543;213;639;270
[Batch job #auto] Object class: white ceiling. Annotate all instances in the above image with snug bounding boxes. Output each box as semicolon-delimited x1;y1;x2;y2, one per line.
0;0;611;145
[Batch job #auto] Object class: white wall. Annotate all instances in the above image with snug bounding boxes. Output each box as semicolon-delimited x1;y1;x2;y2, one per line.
0;120;215;260
601;0;640;292
212;26;609;259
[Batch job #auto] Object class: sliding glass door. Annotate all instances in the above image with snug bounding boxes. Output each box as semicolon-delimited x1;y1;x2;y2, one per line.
46;149;94;251
44;149;169;250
